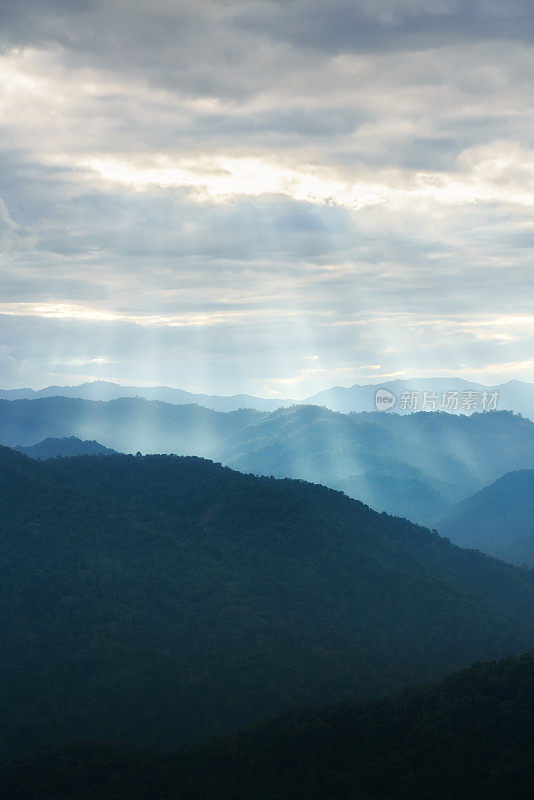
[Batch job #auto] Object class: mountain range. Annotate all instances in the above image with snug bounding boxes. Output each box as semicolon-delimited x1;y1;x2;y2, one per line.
305;377;534;417
1;377;534;418
1;445;533;758
2;397;534;528
0;381;294;413
14;433;534;569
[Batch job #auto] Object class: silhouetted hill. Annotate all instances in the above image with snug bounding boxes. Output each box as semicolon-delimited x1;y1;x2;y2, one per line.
0;380;294;412
306;377;534;419
0;446;533;757
15;436;116;460
2;399;534;525
0;396;259;458
2;377;534;418
1;652;532;800
440;470;534;566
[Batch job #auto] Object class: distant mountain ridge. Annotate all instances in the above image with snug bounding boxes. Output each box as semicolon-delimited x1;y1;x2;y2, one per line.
439;469;534;567
1;377;534;418
0;380;295;412
305;377;534;417
2;398;534;529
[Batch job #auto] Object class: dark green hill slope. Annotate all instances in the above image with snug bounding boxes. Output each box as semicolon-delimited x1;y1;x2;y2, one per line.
15;436;116;459
1;652;532;800
440;469;534;566
1;446;534;757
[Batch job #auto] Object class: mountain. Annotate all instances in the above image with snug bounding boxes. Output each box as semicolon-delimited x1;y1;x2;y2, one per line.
334;471;451;524
439;470;534;566
222;405;534;522
0;395;258;457
2;398;534;525
305;378;534;419
2;377;534;418
0;380;294;412
15;436;116;460
0;445;534;758
305;377;488;412
1;652;532;800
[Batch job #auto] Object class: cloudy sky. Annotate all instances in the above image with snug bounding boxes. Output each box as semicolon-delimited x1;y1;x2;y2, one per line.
1;0;533;397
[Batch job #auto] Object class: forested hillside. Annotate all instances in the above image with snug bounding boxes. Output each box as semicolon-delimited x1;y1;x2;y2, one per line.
440;469;534;566
1;652;532;800
2;398;534;525
1;446;533;757
15;436;116;460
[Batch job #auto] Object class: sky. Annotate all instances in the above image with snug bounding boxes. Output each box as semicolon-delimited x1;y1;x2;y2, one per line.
0;0;533;398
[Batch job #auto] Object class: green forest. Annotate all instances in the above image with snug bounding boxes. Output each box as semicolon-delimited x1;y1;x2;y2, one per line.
1;445;533;759
1;652;532;799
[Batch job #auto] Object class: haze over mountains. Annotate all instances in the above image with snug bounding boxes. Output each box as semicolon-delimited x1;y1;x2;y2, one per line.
3;0;534;793
440;470;534;567
1;444;533;760
2;392;534;791
2;378;534;418
3;397;534;529
15;437;116;460
305;378;534;417
0;382;294;413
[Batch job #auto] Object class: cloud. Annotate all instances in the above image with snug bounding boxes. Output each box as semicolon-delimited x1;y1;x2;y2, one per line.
0;196;18;247
0;1;533;391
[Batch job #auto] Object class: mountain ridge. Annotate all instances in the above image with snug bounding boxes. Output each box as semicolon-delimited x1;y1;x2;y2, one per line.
1;377;534;417
439;469;534;566
15;436;116;460
2;398;534;528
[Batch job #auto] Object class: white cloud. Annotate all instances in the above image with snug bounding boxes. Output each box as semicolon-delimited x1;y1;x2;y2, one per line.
0;2;533;392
